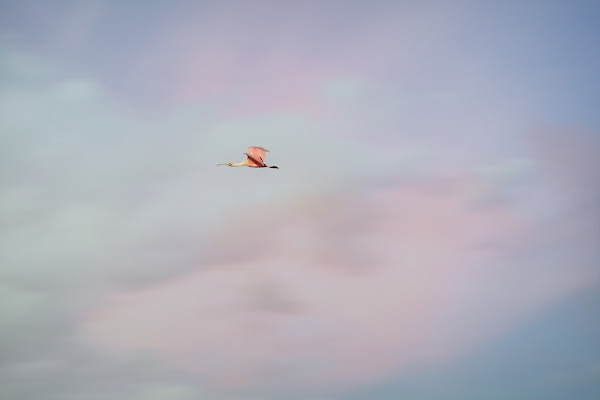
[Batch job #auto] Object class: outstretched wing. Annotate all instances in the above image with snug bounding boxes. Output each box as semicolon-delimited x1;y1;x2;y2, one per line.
247;147;269;165
244;153;263;167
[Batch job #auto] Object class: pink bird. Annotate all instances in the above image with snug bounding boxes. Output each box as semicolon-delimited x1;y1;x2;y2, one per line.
218;146;279;169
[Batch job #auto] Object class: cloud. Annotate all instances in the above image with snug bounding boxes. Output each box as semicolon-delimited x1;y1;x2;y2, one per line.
131;383;199;400
0;41;404;400
319;78;368;103
49;0;106;54
1;2;598;399
528;126;600;211
0;284;45;329
81;167;597;395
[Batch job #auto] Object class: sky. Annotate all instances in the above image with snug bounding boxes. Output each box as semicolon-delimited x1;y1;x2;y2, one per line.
0;1;599;399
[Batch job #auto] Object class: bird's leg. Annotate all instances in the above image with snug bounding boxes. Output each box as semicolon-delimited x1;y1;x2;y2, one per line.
269;166;279;169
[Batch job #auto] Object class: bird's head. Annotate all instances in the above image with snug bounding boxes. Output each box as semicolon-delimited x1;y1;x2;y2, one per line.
217;162;233;166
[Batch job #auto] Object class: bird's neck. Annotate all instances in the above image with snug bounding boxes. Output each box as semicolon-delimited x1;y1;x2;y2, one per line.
231;161;246;167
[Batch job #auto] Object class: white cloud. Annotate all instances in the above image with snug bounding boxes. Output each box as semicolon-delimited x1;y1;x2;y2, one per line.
0;285;45;329
0;42;393;400
1;4;597;396
319;78;367;103
81;167;597;394
132;384;199;400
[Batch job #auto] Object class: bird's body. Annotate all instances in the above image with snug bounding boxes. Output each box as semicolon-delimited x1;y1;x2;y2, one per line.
218;147;279;169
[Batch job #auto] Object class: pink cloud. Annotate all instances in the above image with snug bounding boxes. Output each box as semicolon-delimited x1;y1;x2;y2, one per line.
126;2;459;119
79;175;596;395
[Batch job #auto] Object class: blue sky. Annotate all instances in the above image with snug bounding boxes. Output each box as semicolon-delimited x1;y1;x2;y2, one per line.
344;286;600;400
1;1;599;399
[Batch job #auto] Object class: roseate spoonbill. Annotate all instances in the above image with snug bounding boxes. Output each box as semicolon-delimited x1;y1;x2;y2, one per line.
218;146;279;169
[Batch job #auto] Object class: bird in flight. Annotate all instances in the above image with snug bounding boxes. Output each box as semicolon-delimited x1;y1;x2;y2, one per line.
218;146;279;169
